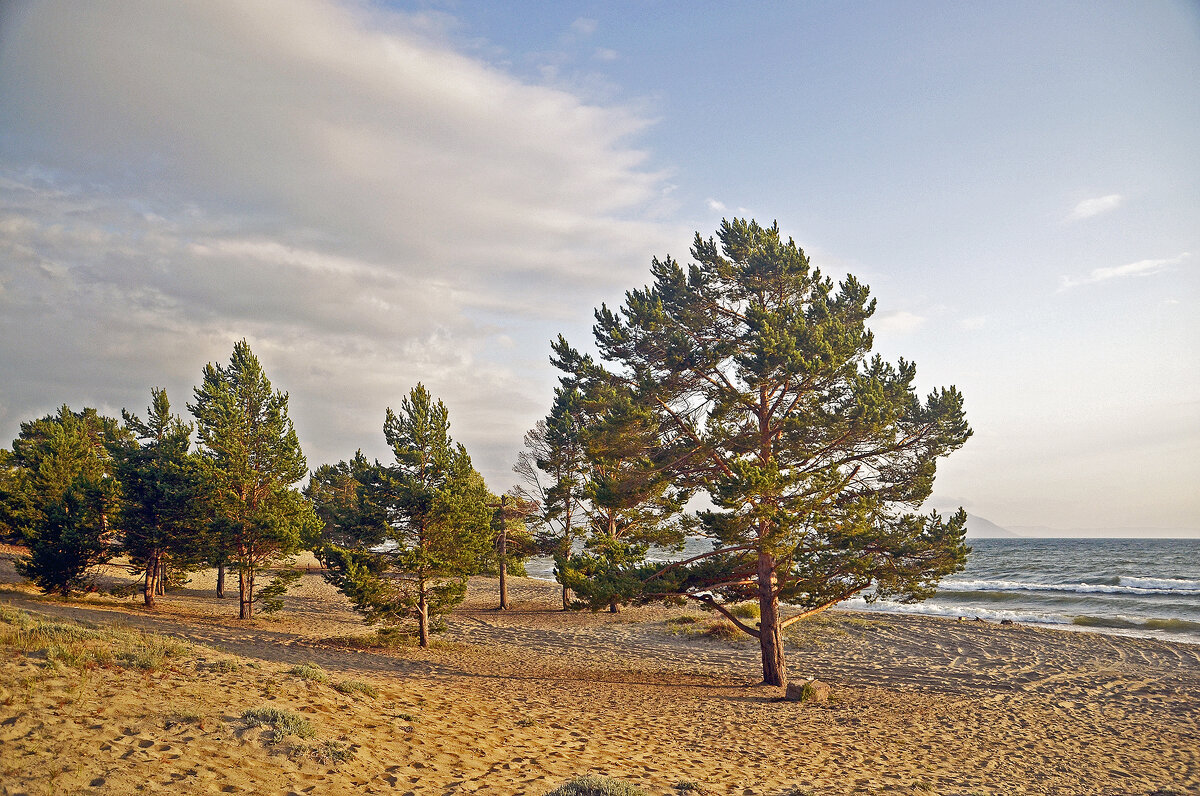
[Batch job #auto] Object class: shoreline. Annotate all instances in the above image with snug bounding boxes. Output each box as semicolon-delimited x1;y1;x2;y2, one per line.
2;563;1199;794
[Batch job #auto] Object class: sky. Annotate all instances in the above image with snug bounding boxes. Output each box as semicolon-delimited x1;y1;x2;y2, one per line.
0;0;1197;534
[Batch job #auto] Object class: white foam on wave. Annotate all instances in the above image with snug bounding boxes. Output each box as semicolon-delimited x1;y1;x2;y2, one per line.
839;596;1072;626
939;578;1200;596
1120;576;1200;592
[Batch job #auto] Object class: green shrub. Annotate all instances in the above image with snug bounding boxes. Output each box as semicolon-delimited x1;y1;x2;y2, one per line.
331;679;378;698
703;621;744;640
206;659;240;673
729;602;760;620
0;609;187;671
543;775;650;796
307;739;353;765
288;663;329;683
241;706;315;741
665;615;701;626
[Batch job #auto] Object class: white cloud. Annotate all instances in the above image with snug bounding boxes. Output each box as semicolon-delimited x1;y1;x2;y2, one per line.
594;47;619;62
960;316;987;330
872;310;927;335
1067;193;1122;221
0;0;687;488
1059;252;1190;290
571;18;599;36
707;198;727;212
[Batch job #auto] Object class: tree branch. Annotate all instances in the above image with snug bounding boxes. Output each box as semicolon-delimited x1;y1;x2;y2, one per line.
690;593;761;638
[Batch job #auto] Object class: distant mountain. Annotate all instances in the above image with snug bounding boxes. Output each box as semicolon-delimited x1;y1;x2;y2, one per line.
962;513;1020;538
925;503;1020;538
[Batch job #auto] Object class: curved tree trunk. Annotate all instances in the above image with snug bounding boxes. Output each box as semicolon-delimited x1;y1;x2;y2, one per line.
216;562;225;598
757;551;787;687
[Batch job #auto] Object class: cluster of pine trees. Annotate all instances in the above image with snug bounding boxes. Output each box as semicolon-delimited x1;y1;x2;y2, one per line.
1;219;973;684
0;341;527;645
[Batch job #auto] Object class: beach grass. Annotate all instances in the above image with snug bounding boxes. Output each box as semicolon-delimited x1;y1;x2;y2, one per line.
0;604;190;672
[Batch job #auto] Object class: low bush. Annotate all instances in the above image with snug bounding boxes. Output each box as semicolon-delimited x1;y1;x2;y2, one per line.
241;706;315;741
543;775;650;796
331;679;378;698
729;602;760;620
288;663;329;682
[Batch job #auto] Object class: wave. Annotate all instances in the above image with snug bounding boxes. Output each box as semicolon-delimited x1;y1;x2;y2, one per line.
1120;576;1200;591
938;577;1200;597
1072;615;1200;634
840;597;1072;626
842;598;1200;641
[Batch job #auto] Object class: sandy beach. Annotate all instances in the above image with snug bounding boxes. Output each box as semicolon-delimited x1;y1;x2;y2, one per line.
1;554;1197;796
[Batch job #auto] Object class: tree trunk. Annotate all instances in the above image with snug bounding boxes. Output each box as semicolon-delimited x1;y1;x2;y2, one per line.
216;562;225;598
561;583;570;610
143;551;159;608
498;526;510;610
156;560;166;596
238;567;253;619
417;587;429;648
609;599;620;614
757;551;787;687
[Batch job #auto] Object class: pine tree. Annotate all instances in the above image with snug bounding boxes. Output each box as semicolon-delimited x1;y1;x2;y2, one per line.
514;387;588;609
550;362;690;612
8;407;125;595
112;388;207;607
320;385;493;647
488;492;535;610
563;219;972;686
188;340;318;619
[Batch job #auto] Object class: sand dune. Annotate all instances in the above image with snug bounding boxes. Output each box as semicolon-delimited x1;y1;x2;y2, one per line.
1;559;1198;795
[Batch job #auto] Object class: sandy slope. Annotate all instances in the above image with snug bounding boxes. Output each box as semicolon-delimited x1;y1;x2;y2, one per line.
1;558;1198;796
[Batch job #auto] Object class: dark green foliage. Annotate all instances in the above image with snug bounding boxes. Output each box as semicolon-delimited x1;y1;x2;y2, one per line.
319;384;493;647
111;388;208;607
7;406;126;595
305;452;381;550
542;343;691;612
556;219;972;685
188;340;320;619
487;492;535;609
542;775;650;796
0;448;23;543
514;387;589;608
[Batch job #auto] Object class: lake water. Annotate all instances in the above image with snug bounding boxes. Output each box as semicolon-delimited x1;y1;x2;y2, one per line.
527;537;1200;645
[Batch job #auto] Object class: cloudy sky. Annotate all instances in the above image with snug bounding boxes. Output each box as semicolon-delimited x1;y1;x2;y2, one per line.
1;0;1196;533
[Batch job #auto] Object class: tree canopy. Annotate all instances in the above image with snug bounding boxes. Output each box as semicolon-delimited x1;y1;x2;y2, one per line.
7;406;126;595
318;384;494;647
111;388;208;607
554;218;972;686
189;340;318;619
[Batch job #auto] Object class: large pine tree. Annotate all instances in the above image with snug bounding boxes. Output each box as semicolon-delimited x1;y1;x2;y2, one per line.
563;219;972;686
188;340;318;619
